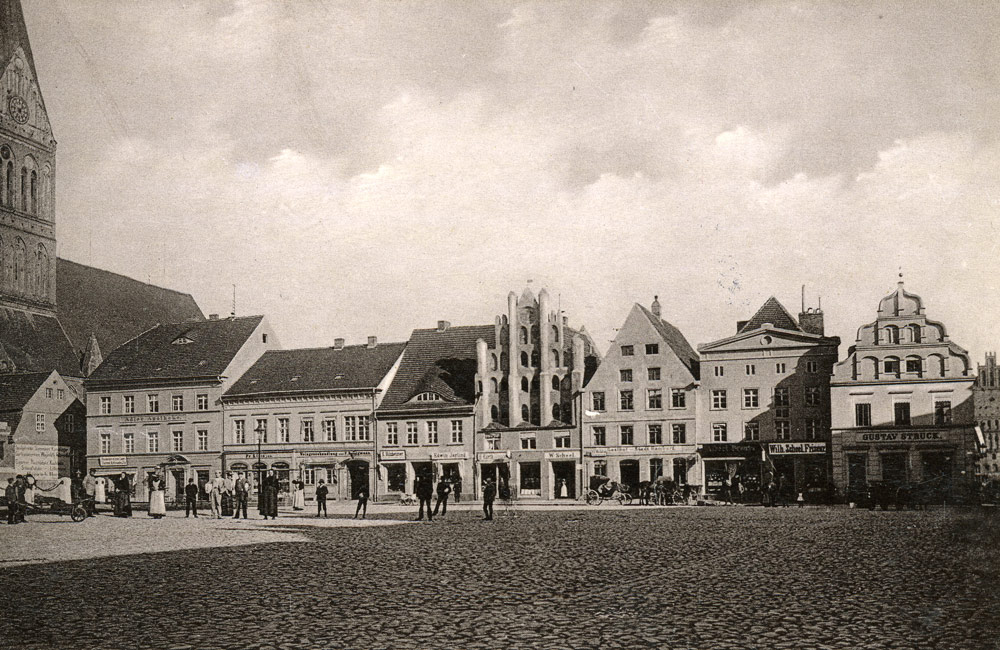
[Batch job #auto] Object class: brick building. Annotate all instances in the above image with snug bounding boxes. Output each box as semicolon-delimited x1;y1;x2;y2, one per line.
974;353;1000;478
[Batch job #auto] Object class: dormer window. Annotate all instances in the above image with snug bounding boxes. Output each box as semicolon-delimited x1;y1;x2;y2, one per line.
415;392;442;402
172;335;194;345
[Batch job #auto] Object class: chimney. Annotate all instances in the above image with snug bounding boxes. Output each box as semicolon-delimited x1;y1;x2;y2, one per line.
333;338;345;350
799;307;825;336
209;314;219;320
437;320;450;332
367;336;378;348
651;295;661;318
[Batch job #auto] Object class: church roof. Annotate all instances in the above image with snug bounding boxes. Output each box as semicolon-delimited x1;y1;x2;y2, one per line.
0;0;42;107
380;325;495;411
0;370;49;412
738;297;802;334
636;304;700;379
224;342;406;399
88;315;264;384
56;258;204;359
0;307;80;376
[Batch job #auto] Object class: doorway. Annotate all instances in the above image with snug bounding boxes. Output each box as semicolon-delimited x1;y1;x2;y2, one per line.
880;453;908;485
480;463;509;491
346;460;370;499
551;461;575;499
619;459;640;495
171;469;186;502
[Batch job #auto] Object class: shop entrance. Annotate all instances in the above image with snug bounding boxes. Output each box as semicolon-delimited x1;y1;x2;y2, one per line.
346;460;370;500
170;469;186;502
619;459;640;495
480;463;509;491
921;451;952;502
551;461;575;498
847;454;867;496
519;462;541;497
411;461;433;493
880;453;908;485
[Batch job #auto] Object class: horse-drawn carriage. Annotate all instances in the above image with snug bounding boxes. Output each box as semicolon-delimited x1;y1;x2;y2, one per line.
636;476;689;505
584;475;632;506
862;475;953;510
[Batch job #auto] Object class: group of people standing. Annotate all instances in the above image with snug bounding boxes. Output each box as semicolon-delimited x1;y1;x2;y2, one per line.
413;475;464;521
185;470;277;519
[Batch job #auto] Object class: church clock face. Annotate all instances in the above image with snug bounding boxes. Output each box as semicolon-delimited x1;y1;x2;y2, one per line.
8;95;29;124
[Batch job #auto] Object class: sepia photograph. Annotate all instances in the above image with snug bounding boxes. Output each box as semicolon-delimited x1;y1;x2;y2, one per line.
1;1;998;648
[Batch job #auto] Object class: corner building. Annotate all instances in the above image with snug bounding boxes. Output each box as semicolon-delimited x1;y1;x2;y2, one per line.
697;296;839;501
830;281;978;501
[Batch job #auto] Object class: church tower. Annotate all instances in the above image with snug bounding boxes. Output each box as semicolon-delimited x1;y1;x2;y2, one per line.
0;0;57;315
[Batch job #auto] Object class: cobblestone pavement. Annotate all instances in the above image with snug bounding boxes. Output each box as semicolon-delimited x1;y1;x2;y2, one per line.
1;506;997;649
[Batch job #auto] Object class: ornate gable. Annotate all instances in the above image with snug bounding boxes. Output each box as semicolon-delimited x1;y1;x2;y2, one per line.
1;45;52;145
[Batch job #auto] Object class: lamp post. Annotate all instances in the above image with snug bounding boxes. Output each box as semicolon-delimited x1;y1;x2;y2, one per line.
255;423;265;500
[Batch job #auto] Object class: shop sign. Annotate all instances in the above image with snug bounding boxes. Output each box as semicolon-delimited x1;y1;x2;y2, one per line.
381;450;406;461
431;451;468;460
233;453;282;460
99;455;128;467
587;450;607;457
121;415;173;424
697;442;763;459
768;442;827;455
860;431;942;442
477;451;510;461
587;445;680;456
544;451;577;459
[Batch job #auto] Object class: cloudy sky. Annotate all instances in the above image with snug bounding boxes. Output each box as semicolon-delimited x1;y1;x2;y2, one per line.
22;1;1000;359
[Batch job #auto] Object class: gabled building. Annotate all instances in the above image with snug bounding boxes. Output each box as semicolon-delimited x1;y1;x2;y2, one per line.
697;295;839;500
0;370;85;482
581;297;700;493
830;280;978;500
85;315;277;502
973;353;1000;479
221;337;405;501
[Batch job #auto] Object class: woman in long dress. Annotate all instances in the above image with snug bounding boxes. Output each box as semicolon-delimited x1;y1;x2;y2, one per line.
292;479;305;511
148;474;166;519
114;472;133;517
95;476;106;504
259;470;279;520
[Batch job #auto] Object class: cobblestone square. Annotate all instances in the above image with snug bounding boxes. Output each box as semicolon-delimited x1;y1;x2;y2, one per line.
1;505;998;649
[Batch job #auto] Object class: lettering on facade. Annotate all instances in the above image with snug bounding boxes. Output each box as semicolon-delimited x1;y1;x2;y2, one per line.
768;442;827;455
430;452;468;460
99;456;128;467
121;415;172;424
544;451;577;459
477;451;511;461
859;431;941;442
15;443;63;479
586;445;679;456
380;450;406;461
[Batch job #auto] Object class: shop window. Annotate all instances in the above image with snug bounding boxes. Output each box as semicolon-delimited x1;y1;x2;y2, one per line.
520;462;541;492
672;458;688;484
386;464;406;492
650;458;663;480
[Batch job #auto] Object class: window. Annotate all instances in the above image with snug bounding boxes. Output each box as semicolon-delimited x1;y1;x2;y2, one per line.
712;423;727;442
775;407;790;419
35;413;44;432
743;389;759;409
45;388;52;398
172;430;183;452
521;436;537;450
746;364;755;376
776;363;786;374
593;427;606;446
805;386;821;407
122;431;135;453
648;367;661;381
774;387;790;407
100;432;111;454
302;419;315;442
358;416;371;441
650;458;664;480
147;394;159;413
486;437;500;451
450;420;463;444
744;422;759;441
671;389;686;408
147;431;159;453
714;365;724;377
894;402;911;426
884;359;900;375
100;396;111;415
593;460;607;476
645;343;659;355
671;423;687;444
934;400;952;425
551;376;560;391
255;418;268;443
592;392;606;411
405;422;418;445
776;421;791;441
711;390;727;410
386;423;399;446
620;426;634;445
648;388;662;409
303;468;317;485
323;418;336;441
648;424;663;444
123;395;135;414
555;435;571;448
415;392;442;402
197;394;209;410
806;360;819;373
197;429;208;451
521;377;529;392
172;395;184;412
805;419;819;440
905;359;921;373
278;417;289;443
621;345;634;356
855;403;872;427
620;390;634;411
520;352;529;367
66;414;75;430
427;421;439;444
57;389;64;400
234;420;246;444
620;369;633;382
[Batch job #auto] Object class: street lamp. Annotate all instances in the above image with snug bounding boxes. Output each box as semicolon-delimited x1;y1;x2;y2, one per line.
255;423;266;500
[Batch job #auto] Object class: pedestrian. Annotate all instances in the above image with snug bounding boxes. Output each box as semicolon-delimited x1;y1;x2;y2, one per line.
797;492;805;508
482;478;496;521
558;478;568;499
432;476;451;517
148;473;166;519
114;472;132;517
209;471;223;519
452;476;462;503
184;478;199;518
71;471;84;504
777;473;789;508
260;469;279;520
316;479;329;518
233;473;249;519
83;469;97;517
292;479;306;511
415;475;433;521
355;482;369;519
221;472;235;517
721;475;732;505
5;477;18;524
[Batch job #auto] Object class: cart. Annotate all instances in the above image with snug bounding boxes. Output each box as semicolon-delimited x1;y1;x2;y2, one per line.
3;495;89;522
583;475;632;506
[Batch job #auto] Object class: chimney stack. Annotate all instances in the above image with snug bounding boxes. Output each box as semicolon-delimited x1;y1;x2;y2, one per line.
333;338;345;350
437;320;450;332
209;314;219;320
651;295;661;318
367;336;378;348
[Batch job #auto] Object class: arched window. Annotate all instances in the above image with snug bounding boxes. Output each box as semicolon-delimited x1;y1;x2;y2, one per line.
499;377;508;392
520;351;529;367
500;353;508;370
19;167;26;211
5;161;13;208
490;378;498;393
530;405;540;425
551;375;560;391
519;327;528;344
13;238;25;294
552;404;560;420
530;350;539;367
520;377;529;392
29;170;36;214
531;376;539;390
552;325;559;342
521;405;529;422
490;405;499;422
909;324;921;343
491;354;498;371
36;244;48;299
885;325;900;344
531;325;539;342
477;381;483;395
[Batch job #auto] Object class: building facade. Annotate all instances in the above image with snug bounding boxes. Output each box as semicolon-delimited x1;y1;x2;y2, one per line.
580;297;700;494
974;353;1000;479
830;281;978;501
221;338;405;501
697;296;839;501
85;315;276;501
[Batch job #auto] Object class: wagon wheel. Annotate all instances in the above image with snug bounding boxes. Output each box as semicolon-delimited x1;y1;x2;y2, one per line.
613;492;628;505
70;504;87;522
622;493;633;506
585;490;602;506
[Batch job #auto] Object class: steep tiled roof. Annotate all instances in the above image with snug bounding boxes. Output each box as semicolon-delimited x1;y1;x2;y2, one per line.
56;258;204;358
0;308;80;376
380;325;495;411
0;371;48;412
224;342;406;399
88;316;263;383
637;304;700;379
739;297;801;333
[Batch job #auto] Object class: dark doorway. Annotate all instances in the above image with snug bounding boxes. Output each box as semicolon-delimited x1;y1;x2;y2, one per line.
619;459;640;494
346;460;370;499
881;453;907;485
480;463;509;491
171;469;186;502
847;454;867;497
551;461;575;498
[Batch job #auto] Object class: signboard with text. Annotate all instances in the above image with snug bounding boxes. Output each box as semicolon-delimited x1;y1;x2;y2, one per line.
380;450;406;461
768;442;827;455
15;443;61;479
431;451;468;460
477;451;511;462
99;456;128;467
544;451;577;460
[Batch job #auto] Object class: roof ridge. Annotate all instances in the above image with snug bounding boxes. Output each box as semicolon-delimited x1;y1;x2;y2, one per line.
57;257;199;301
263;341;407;353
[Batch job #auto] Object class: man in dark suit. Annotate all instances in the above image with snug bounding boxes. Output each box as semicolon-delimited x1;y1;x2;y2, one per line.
316;479;329;518
233;473;250;519
415;475;434;521
482;478;496;521
432;477;451;517
184;478;199;517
